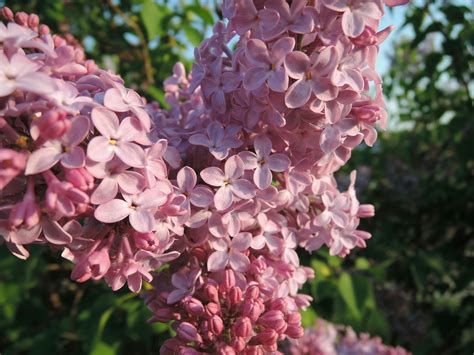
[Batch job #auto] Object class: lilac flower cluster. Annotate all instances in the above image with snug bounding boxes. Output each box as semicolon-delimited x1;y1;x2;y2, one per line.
0;0;407;353
282;318;410;354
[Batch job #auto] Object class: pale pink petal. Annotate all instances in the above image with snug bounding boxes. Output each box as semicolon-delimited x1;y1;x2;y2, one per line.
230;179;256;199
87;136;115;162
42;220;73;245
254;165;272;190
207;251;229;272
214;185;233;211
62;115;90;147
254;136;272;159
268;67;288;92
94;199;130;223
231;232;252;251
229;252;250;272
167;289;189;304
177;166;197;192
342;11;365;37
117;171;145;194
25;146;61;175
91;177;118;204
267;154;290;172
225;155;244;180
115;141;145;168
284;51;309;79
238;151;258;169
189;186;214;207
61;146;85;168
201;167;225;186
271;37;295;65
243;67;270;91
189;133;210;146
285;79;312;108
129;210;155;233
90;107;119;138
103;88;129;111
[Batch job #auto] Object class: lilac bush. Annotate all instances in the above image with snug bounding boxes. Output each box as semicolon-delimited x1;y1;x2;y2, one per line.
0;1;409;353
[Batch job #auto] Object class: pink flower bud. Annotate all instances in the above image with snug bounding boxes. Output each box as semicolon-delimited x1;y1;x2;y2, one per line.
286;312;301;325
228;286;242;308
233;316;252;338
0;149;26;189
217;345;236;355
259;310;287;334
64;168;94;191
223;268;235;289
152;307;179;322
36;110;70;140
27;14;39;29
9;198;40;229
14;11;28;25
285;324;305;339
176;322;202;343
358;204;375;218
205;302;220;317
205;284;219;303
184;297;205;316
243;299;263;322
39;24;50;35
232;337;246;352
245;285;260;300
269;298;287;313
1;7;14;21
209;315;224;335
250;328;278;346
178;347;201;355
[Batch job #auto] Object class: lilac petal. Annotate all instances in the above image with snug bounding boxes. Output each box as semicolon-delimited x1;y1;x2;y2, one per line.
116;141;145;168
15;72;57;96
61;146;85;168
245;38;271;66
238;151;258;169
189;133;210;146
117;116;141;142
271;37;295;66
244;67;270;91
312;78;339;101
268;67;288;93
91;177;118;204
222;72;241;93
284;51;309;80
251;235;266;250
131;107;151;131
342;11;365;37
62;115;90;147
225;155;245;180
207;251;229;272
267;153;290;172
231;232;252;252
312;46;338;76
42;220;73;245
177;166;197;192
254;165;272;190
214;185;233;211
127;272;143;293
289;11;314;33
94;199;130;223
189;186;214;207
167;289;189;304
230;179;256;199
25;146;61;175
200;167;225;186
129;210;155;233
285;79;312;108
229;252;250;272
254;135;272;159
91;107;119;138
117;171;145;194
211;90;226;113
9;224;41;245
136;188;168;208
325;101;343;124
320;126;341;154
103;88;129;112
87;136;115;162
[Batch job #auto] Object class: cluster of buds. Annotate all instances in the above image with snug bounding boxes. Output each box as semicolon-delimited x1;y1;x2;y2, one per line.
0;0;408;352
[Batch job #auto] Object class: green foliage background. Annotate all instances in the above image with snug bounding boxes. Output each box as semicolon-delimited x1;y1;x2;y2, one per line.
0;1;472;354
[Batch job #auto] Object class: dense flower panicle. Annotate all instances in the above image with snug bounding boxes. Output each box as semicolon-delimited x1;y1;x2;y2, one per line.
282;318;410;354
0;1;407;352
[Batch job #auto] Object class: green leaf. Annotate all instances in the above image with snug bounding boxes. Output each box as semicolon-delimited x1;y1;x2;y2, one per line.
338;272;361;321
367;309;390;341
185;5;214;25
183;23;203;46
90;341;119;355
300;308;317;327
140;0;164;39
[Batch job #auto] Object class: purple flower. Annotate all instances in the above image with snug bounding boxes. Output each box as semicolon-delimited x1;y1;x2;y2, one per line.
200;155;256;211
207;233;252;272
87;107;146;168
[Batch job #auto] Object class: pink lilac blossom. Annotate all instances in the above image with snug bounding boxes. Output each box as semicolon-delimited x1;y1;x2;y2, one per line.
0;1;408;353
282;318;410;354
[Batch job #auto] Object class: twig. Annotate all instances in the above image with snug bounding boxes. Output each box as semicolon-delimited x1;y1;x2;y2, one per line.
106;0;155;87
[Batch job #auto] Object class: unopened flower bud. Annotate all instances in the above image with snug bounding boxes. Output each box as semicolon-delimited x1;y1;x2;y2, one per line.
1;7;14;21
285;324;305;339
243;299;262;322
260;310;287;334
205;284;219;303
14;11;28;25
233;316;252;338
176;322;202;343
205;302;220;317
269;298;287;313
209;315;224;335
358;204;375;218
232;337;246;352
286;312;301;325
27;14;39;28
223;268;235;289
185;297;205;316
64;168;94;191
250;328;278;346
245;285;260;300
228;286;242;308
36;110;70;140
